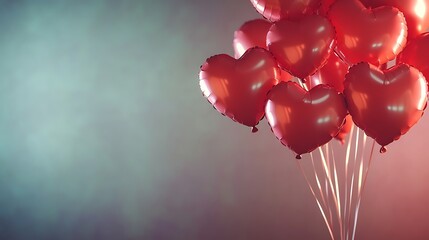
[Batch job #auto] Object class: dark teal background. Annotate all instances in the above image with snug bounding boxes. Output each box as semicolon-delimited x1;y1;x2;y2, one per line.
1;0;429;239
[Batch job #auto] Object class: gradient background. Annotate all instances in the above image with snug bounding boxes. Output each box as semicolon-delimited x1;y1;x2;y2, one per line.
0;0;429;239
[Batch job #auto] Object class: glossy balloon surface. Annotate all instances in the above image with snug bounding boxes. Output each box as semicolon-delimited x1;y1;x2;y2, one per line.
344;62;428;147
328;0;408;65
306;53;349;93
250;0;321;22
233;19;272;59
199;48;280;128
361;0;429;40
319;0;336;15
233;19;293;82
266;82;347;155
267;15;335;79
398;33;429;80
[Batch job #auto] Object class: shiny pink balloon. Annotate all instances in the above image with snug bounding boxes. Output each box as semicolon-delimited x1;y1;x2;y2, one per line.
361;0;429;40
267;15;335;79
344;62;427;149
398;33;429;81
266;82;347;157
200;47;280;129
250;0;321;22
328;0;408;66
305;53;349;93
233;19;293;82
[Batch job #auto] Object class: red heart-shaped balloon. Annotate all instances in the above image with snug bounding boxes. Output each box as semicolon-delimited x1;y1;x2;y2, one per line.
398;33;429;81
233;19;293;82
328;0;407;66
267;15;335;79
266;82;347;156
234;19;272;59
360;0;429;40
200;47;280;129
305;53;349;93
344;62;427;148
318;0;336;15
250;0;321;22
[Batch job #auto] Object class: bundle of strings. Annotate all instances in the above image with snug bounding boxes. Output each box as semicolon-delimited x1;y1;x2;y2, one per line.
296;125;376;240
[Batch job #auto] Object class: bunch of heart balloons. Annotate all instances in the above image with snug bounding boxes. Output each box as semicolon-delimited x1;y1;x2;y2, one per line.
199;0;429;159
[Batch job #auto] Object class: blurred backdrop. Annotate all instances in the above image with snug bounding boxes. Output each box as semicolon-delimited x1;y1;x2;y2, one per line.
0;0;429;239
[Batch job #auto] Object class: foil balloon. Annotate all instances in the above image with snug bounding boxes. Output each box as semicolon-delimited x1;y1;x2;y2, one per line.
233;19;293;82
199;47;280;130
305;53;349;93
335;114;353;144
361;0;429;40
398;32;429;80
233;19;272;59
318;0;336;16
265;82;347;157
267;15;335;79
328;0;408;66
249;0;321;22
344;62;428;149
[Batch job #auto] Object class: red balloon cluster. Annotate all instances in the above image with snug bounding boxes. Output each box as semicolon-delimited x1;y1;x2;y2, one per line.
199;0;429;157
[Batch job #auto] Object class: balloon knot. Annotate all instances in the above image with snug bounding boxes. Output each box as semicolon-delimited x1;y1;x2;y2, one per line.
251;126;258;133
296;154;302;160
380;146;387;154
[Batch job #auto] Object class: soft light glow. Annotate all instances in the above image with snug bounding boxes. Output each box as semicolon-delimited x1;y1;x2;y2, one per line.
199;79;210;97
417;73;428;110
284;44;305;64
312;94;329;104
317;116;331;124
251;82;263;90
371;42;383;48
317;26;326;33
392;26;406;54
387;105;405;112
235;42;246;57
252;0;265;13
344;35;359;48
252;59;266;70
369;71;385;85
415;0;427;19
265;102;275;125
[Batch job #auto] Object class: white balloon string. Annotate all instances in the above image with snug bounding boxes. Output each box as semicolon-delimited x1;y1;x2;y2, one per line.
343;123;355;239
298;125;375;240
358;134;367;196
347;126;360;238
319;146;343;239
351;139;375;240
331;144;344;240
310;153;333;229
296;157;335;240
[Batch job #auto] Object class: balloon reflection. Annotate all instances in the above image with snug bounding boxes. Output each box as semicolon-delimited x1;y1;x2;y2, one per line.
199;48;280;128
415;0;427;20
233;19;293;83
398;33;429;82
329;0;408;65
266;82;347;155
387;105;405;112
267;15;335;79
360;0;429;40
344;62;428;147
